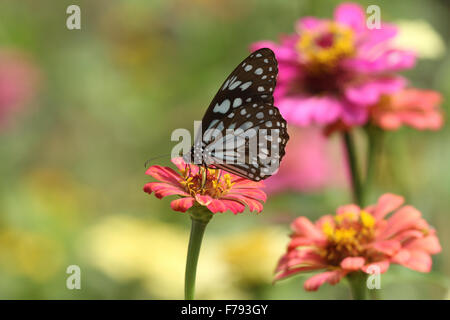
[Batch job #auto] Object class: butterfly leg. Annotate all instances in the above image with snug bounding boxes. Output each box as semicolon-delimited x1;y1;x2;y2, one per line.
217;169;222;182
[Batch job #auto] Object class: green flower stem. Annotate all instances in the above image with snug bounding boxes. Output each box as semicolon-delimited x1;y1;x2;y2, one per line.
369;287;380;300
347;272;367;300
364;125;384;205
343;130;382;300
184;206;213;300
342;131;363;206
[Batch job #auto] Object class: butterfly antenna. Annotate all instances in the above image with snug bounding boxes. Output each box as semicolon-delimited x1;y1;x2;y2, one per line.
183;163;191;178
200;166;207;189
144;153;172;168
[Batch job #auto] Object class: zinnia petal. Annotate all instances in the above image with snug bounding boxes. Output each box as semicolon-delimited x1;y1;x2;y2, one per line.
362;260;390;274
195;194;213;206
379;205;423;239
404;235;442;255
221;200;246;214
304;270;344;291
334;3;366;33
368;193;404;220
393;250;433;273
170;197;195;213
145;165;182;185
228;188;267;202
340;257;365;271
143;182;189;199
223;194;264;213
275;266;325;282
290;217;325;240
206;199;228;213
372;239;401;255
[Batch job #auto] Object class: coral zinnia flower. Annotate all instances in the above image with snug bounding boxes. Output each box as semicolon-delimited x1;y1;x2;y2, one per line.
143;157;266;214
370;89;444;130
251;3;415;127
275;193;441;291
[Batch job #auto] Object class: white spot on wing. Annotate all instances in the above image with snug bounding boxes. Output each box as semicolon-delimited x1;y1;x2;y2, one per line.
233;98;242;108
213;99;230;114
207;119;219;130
240;81;252;91
229;80;242;90
238;121;253;131
222;79;230;91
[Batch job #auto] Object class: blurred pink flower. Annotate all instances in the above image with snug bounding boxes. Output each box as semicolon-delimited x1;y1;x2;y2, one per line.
144;157;266;214
264;126;346;194
0;49;40;128
275;193;441;291
251;3;415;127
370;88;444;130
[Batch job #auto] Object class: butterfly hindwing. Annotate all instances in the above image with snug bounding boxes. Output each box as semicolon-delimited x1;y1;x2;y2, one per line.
202;102;288;180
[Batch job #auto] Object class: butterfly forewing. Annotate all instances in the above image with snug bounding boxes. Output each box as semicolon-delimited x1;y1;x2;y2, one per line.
201;48;278;129
190;48;289;181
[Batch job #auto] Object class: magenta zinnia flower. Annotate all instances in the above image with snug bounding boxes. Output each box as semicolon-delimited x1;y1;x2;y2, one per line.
143;157;266;214
275;193;441;291
251;3;415;127
263;126;346;194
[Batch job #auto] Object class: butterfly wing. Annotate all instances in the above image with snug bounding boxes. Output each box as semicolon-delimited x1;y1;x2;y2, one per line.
201;48;277;126
192;48;289;181
204;102;288;181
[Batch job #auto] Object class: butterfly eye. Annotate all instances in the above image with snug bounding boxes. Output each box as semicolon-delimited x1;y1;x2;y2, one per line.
187;48;289;181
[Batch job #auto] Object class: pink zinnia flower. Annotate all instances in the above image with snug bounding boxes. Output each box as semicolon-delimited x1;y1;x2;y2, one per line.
0;49;40;128
275;193;441;291
143;157;266;214
370;88;444;130
251;3;415;127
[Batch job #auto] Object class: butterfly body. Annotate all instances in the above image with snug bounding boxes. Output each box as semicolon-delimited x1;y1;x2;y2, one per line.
184;48;289;181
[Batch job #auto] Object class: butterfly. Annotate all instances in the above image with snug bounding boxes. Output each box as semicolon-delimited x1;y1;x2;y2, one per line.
184;48;289;181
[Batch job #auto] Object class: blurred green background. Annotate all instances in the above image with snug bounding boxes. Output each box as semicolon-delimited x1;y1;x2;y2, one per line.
0;0;449;299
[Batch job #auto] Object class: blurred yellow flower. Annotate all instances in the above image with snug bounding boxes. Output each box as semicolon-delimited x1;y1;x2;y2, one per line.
221;227;287;287
393;20;446;59
82;215;245;299
0;229;64;282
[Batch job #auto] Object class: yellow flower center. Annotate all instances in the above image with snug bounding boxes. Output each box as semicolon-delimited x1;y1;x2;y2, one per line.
179;166;234;198
321;210;376;266
297;22;355;72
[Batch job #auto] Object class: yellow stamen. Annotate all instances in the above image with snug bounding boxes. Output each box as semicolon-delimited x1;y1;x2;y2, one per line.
180;166;234;199
321;209;377;265
360;210;375;228
322;221;334;238
297;22;355;71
